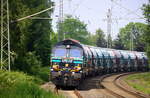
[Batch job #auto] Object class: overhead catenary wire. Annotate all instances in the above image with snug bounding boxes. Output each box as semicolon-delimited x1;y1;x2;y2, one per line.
16;6;54;22
72;0;86;15
112;0;145;19
103;0;146;42
103;0;145;22
124;7;142;18
103;17;145;21
16;1;65;22
29;17;52;20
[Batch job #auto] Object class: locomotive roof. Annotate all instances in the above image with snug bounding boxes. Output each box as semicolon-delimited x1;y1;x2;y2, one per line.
55;39;83;48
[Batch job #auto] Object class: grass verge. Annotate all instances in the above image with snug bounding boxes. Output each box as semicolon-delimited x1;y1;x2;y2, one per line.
125;72;150;95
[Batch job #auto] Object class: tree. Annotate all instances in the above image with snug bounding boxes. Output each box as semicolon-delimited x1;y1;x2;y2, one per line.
7;0;54;72
95;28;107;47
143;2;150;58
86;33;97;46
143;1;150;24
25;0;54;66
113;35;125;50
57;15;91;45
116;22;147;51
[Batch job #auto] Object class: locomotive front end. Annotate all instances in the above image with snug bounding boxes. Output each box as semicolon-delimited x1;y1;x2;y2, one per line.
50;39;83;87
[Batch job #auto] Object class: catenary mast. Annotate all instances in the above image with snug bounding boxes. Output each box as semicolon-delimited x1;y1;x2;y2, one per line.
58;0;64;41
1;0;10;71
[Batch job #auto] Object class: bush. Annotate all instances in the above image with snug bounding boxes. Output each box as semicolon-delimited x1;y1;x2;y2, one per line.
36;66;50;82
13;51;42;75
0;70;43;88
24;52;42;74
0;82;60;98
0;70;61;98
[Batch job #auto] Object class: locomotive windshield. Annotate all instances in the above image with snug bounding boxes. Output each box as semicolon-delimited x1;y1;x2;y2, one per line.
70;49;82;58
52;45;83;58
54;48;66;57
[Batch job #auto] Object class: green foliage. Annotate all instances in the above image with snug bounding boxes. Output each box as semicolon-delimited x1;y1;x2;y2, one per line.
0;70;61;98
86;28;107;47
143;25;150;60
51;32;58;46
95;28;107;47
36;66;50;82
57;17;107;46
115;22;147;51
143;3;150;24
0;70;43;88
24;52;42;74
143;2;150;59
125;72;150;94
57;15;91;45
0;81;61;98
13;53;50;82
0;82;60;98
6;0;54;73
13;52;42;75
87;33;97;46
113;35;125;50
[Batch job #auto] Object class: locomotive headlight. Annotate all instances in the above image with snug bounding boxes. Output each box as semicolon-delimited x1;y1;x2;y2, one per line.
80;71;82;73
50;69;54;71
66;45;71;49
65;64;69;67
72;72;75;75
52;65;59;71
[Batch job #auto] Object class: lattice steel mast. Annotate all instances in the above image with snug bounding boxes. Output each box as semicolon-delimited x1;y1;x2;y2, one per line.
1;0;10;71
58;0;64;41
107;8;112;48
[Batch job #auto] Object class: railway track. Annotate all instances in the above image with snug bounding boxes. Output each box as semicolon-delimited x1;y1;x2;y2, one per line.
114;73;150;98
42;72;149;98
78;75;116;98
100;72;149;98
57;88;82;98
43;76;116;98
41;82;83;98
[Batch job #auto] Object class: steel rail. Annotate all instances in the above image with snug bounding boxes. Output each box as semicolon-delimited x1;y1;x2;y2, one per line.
100;72;149;98
114;73;149;98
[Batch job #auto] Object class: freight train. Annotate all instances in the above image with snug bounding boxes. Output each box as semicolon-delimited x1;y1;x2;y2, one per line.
50;39;149;87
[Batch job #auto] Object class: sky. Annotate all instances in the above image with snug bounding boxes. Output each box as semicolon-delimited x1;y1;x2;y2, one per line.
51;0;149;39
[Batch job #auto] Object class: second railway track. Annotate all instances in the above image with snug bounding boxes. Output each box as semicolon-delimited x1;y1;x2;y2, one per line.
100;72;149;98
